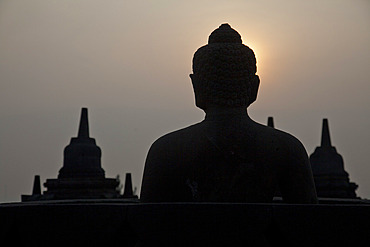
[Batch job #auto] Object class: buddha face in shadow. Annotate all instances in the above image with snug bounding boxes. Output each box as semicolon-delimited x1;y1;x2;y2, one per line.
189;23;260;111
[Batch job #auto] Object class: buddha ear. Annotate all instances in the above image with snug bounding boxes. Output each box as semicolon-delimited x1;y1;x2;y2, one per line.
190;74;197;92
190;74;199;86
248;75;260;105
190;74;207;110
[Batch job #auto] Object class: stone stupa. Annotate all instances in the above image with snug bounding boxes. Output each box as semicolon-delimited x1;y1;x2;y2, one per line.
309;119;358;198
42;108;121;200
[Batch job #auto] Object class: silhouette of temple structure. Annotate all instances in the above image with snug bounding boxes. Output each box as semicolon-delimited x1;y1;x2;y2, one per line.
21;112;360;202
22;108;137;201
267;117;358;199
309;119;358;198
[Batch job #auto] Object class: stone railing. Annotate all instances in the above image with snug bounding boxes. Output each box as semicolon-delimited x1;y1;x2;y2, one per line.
0;200;369;246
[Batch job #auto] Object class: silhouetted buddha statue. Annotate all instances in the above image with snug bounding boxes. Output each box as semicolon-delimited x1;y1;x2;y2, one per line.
140;24;317;203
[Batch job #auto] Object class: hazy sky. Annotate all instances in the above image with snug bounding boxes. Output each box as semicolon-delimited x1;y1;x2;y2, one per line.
0;0;369;202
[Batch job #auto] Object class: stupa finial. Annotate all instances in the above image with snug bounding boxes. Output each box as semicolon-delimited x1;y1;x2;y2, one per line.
123;173;138;198
123;173;133;197
321;118;332;148
78;108;89;138
32;175;41;195
267;117;274;128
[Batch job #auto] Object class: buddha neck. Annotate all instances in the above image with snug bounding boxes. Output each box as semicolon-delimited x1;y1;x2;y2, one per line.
204;106;250;121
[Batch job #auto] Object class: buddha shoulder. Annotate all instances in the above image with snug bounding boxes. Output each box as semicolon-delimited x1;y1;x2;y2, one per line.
252;122;308;161
147;123;205;153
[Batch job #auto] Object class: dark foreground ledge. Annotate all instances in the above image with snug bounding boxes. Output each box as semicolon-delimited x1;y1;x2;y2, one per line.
1;200;369;246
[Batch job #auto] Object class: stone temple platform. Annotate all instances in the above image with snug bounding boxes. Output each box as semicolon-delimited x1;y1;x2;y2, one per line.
1;200;369;246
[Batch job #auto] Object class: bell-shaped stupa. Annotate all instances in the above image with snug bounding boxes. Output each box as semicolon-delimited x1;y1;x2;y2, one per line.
58;108;105;178
43;108;121;200
309;119;358;198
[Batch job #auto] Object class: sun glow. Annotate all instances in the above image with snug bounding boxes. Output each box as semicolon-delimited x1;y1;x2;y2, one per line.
244;40;266;77
235;26;267;77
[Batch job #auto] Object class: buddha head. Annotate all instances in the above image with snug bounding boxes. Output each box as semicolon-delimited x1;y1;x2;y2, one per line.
190;24;260;110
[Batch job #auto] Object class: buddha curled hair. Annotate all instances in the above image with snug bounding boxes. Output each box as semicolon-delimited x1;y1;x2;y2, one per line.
192;24;257;108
